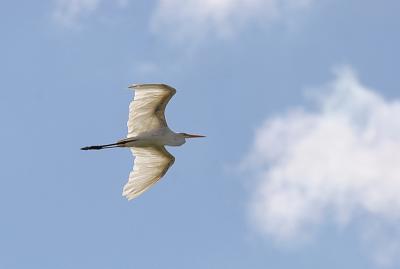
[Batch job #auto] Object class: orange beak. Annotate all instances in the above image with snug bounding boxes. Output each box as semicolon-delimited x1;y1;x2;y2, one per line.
183;133;206;138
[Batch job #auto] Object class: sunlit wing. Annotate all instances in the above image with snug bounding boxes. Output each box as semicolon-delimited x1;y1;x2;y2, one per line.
122;146;175;200
127;84;176;137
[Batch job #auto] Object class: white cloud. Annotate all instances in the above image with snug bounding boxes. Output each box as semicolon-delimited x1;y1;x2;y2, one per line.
53;0;101;27
243;66;400;265
52;0;314;37
52;0;132;27
151;0;314;41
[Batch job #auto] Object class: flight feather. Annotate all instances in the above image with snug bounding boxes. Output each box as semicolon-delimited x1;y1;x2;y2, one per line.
127;84;176;137
122;146;175;200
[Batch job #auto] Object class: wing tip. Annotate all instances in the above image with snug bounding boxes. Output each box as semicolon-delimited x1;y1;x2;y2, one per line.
124;195;135;201
122;189;136;201
128;83;176;93
128;83;139;89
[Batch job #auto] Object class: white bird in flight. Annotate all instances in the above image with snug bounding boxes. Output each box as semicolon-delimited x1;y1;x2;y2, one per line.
81;84;205;200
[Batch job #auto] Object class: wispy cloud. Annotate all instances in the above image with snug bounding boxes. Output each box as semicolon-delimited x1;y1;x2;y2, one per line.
53;0;101;27
243;66;400;266
52;0;315;39
151;0;314;41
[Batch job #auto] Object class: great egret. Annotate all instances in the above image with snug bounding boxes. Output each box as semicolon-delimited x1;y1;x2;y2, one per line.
81;84;205;200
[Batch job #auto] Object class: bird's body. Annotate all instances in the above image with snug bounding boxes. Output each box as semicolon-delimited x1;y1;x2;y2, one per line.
81;84;204;200
118;127;186;148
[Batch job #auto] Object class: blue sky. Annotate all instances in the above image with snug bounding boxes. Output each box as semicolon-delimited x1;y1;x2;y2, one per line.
1;0;400;268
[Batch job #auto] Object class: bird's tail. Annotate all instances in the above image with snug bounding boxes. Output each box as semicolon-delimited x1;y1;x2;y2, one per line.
80;142;122;150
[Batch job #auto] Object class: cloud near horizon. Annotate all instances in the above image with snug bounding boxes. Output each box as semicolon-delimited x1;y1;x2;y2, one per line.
243;66;400;266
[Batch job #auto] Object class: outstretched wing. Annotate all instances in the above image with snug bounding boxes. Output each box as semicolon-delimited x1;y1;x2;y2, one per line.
127;84;176;137
122;146;175;200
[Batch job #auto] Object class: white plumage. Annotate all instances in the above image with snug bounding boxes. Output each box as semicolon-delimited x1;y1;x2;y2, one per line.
81;84;205;200
127;84;176;137
123;147;175;200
